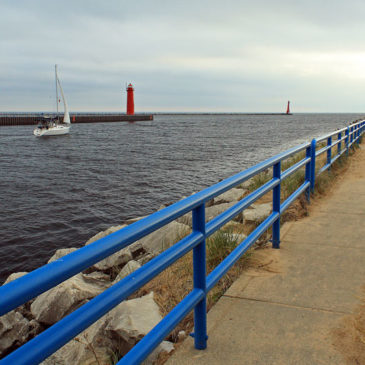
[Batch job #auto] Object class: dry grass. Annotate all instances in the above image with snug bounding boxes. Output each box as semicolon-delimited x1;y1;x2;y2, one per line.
332;286;365;364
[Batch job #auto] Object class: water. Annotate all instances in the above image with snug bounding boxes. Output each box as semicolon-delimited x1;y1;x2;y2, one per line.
0;113;363;283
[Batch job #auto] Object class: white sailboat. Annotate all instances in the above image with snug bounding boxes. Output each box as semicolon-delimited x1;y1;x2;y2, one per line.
33;65;71;136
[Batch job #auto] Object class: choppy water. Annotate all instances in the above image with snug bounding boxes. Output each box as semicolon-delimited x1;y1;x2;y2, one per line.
0;113;363;283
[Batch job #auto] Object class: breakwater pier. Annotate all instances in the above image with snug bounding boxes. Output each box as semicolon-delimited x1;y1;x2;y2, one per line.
0;113;153;126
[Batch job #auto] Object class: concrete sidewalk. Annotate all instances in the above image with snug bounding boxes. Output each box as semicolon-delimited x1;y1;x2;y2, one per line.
168;147;365;364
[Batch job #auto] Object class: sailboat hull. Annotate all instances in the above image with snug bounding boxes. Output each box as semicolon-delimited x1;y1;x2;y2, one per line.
33;65;71;137
33;125;70;136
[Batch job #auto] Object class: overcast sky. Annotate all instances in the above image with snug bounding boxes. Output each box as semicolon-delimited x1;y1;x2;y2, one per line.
1;0;365;113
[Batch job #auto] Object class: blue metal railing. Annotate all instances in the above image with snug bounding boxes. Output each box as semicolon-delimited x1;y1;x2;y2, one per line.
0;120;364;364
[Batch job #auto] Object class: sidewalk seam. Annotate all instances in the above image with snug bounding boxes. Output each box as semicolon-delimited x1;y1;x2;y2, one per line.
315;211;365;216
282;240;365;250
222;294;351;315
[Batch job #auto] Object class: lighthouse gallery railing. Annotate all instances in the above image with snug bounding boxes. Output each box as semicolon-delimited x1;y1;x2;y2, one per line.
0;120;364;365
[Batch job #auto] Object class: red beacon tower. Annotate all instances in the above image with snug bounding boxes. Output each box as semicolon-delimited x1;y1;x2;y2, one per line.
286;101;290;114
126;83;135;115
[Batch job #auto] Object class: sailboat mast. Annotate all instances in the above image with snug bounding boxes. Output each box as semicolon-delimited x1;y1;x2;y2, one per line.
55;64;59;116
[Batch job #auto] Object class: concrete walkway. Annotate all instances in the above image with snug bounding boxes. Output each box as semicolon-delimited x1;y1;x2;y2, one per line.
168;146;365;364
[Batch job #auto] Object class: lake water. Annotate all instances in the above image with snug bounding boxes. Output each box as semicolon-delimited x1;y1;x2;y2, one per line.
0;113;363;283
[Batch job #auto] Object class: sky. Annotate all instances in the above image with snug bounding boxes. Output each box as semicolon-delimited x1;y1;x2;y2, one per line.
1;0;365;113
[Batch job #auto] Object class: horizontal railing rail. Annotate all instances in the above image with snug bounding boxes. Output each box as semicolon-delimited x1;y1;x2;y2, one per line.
0;120;364;365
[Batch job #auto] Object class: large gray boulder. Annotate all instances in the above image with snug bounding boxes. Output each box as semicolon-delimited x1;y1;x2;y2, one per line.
3;272;28;286
214;188;245;205
139;221;190;255
177;202;242;227
244;203;272;224
31;272;111;325
85;225;132;271
206;203;241;223
48;248;77;264
125;215;148;225
104;292;162;348
84;225;147;272
85;225;128;246
0;311;40;357
93;247;133;272
42;292;162;365
113;260;141;284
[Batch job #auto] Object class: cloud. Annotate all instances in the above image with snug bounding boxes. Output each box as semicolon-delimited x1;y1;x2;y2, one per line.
1;0;365;112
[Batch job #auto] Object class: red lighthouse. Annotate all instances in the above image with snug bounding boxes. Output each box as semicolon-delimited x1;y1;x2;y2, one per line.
286;101;290;114
126;83;135;115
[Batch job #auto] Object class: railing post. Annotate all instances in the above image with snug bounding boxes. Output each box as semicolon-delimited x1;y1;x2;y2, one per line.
192;203;207;350
337;132;341;155
310;139;316;192
346;127;350;156
327;136;332;170
354;125;357;144
350;126;354;145
356;125;360;145
272;162;281;249
305;146;311;202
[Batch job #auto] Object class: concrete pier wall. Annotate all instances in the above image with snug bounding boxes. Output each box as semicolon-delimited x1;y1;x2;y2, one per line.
0;114;153;126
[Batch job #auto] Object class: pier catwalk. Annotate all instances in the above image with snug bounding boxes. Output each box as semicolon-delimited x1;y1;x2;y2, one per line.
168;146;365;364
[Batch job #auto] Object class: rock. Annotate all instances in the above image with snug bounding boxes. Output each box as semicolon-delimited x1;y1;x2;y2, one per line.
3;272;28;286
239;178;254;189
84;225;133;272
140;221;190;255
177;330;187;341
214;188;245;205
206;199;215;208
82;271;111;286
94;247;133;272
85;225;127;246
42;317;113;365
31;273;111;325
142;340;174;364
137;253;156;266
113;260;141;283
42;292;162;365
206;202;243;223
244;203;272;224
176;212;192;227
48;248;78;264
177;202;243;227
105;292;161;347
0;311;32;357
125;215;148;225
129;241;146;260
